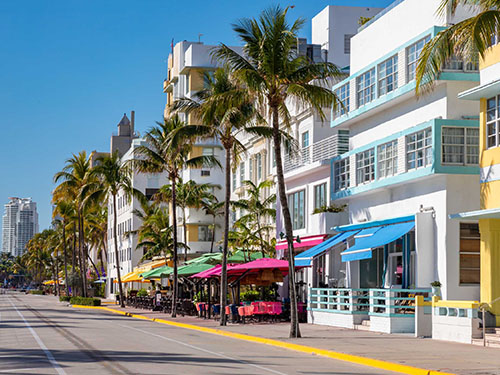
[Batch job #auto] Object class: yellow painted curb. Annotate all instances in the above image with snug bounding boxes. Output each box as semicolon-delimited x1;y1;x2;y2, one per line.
71;305;456;375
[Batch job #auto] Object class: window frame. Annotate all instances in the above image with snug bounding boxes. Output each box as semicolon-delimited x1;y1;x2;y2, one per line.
356;149;375;185
406;35;431;82
334;158;350;192
441;126;479;165
334;83;350;117
198;225;214;242
459;222;480;285
486;95;500;149
256;153;262;180
378;54;398;96
288;190;305;230
239;162;245;184
406;127;433;171
314;183;327;210
378;140;398;178
357;68;376;107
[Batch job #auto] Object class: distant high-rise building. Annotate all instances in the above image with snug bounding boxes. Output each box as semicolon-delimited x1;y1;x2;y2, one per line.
2;197;38;256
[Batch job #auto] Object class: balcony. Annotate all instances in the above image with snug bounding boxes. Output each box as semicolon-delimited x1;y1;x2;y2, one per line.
284;132;349;173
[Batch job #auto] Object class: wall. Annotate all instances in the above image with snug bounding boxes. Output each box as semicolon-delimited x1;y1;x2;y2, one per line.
350;0;476;73
311;6;383;69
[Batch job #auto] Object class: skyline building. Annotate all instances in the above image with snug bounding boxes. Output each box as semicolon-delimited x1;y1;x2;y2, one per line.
2;197;39;256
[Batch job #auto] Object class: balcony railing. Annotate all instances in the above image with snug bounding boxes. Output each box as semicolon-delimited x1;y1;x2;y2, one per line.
443;59;479;72
284;133;349;173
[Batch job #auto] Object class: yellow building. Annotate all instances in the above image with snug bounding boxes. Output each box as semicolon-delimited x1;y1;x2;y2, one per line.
452;43;500;325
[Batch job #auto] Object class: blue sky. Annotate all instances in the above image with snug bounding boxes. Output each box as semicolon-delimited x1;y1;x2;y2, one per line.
0;0;393;236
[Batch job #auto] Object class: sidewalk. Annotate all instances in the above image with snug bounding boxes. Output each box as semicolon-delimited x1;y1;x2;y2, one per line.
96;302;500;375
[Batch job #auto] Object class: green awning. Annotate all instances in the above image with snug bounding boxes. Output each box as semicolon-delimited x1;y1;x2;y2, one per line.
141;265;173;279
177;263;214;276
227;250;263;263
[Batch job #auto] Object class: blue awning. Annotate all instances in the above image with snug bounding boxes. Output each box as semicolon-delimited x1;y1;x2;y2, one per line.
341;221;415;262
295;230;358;266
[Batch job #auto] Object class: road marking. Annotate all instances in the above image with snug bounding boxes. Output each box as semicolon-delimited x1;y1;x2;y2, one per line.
119;323;288;375
0;368;44;373
75;305;456;375
9;298;66;375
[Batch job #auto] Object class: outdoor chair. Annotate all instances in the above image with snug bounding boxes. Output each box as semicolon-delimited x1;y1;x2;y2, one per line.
212;304;220;320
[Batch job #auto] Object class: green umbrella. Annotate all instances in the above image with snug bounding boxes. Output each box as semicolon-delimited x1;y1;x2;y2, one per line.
227;250;263;263
177;263;214;276
141;265;173;279
185;253;223;265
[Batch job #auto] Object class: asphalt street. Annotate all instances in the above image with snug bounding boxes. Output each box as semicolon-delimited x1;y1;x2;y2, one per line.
0;292;401;375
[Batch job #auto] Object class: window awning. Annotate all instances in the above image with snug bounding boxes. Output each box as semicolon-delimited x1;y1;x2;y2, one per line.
275;234;327;251
294;231;358;266
341;221;415;262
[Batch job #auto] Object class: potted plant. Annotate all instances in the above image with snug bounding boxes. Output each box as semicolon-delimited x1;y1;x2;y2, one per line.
430;281;442;297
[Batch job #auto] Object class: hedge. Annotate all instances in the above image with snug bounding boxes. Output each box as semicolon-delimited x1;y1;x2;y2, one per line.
29;290;44;295
69;296;101;306
59;296;71;302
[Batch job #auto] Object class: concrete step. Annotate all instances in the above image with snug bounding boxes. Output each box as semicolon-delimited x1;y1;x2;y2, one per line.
361;319;371;327
353;323;371;331
472;338;500;348
485;327;500;334
484;334;500;343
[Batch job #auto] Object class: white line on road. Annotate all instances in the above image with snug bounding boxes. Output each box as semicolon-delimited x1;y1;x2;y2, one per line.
0;368;45;373
119;324;288;375
8;298;67;375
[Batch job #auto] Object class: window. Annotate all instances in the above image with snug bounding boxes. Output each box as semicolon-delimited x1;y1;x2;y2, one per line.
201;170;211;176
202;147;215;156
378;140;398;178
232;171;237;191
239;162;245;183
198;225;213;242
334;158;350;192
256;153;262;180
344;34;354;54
406;128;432;170
145;188;159;201
407;35;431;81
487;95;500;148
356;149;375;184
378;55;398;96
459;223;480;284
357;68;375;107
249;158;254;181
288;190;305;230
301;131;310;148
314;183;327;210
185;74;190;94
442;127;479;165
334;83;350;117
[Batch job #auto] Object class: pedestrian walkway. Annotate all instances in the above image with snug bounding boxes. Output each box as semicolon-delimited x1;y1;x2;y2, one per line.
87;302;500;375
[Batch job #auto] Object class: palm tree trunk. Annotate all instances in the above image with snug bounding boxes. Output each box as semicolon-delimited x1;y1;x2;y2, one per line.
210;218;216;253
183;212;188;262
113;194;125;308
72;224;76;296
77;214;85;297
220;147;231;326
256;213;266;258
80;214;88;297
55;256;60;296
271;106;301;338
171;174;179;318
63;223;69;296
52;263;57;296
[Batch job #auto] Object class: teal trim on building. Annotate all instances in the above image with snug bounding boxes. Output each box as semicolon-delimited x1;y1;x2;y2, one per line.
334;214;414;231
330;25;478;128
330;119;480;201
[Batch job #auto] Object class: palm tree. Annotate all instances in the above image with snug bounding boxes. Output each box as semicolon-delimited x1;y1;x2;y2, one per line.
415;0;495;93
132;115;215;317
233;179;276;257
52;200;76;296
171;66;271;325
54;151;99;296
135;205;175;262
93;151;144;308
213;5;344;337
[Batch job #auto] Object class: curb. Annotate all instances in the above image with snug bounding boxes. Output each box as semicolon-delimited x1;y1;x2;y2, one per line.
71;305;456;375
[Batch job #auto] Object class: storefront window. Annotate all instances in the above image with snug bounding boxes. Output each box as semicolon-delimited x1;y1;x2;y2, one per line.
288;190;305;230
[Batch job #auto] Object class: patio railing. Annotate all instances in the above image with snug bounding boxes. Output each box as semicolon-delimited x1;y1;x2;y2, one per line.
369;288;432;317
309;287;432;317
309;288;370;314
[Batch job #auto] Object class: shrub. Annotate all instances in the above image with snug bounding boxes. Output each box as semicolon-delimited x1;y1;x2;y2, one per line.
29;290;44;295
240;290;260;302
59;296;71;302
69;296;101;306
136;288;148;297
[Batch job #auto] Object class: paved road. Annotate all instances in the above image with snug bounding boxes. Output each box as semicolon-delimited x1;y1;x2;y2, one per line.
0;292;400;375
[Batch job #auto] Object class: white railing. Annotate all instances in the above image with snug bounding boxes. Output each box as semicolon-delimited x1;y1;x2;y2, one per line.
309;288;370;314
369;288;432;317
284;133;349;173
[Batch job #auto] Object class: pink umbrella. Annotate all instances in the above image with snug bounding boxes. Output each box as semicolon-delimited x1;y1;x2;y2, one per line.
227;258;302;276
190;264;238;279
